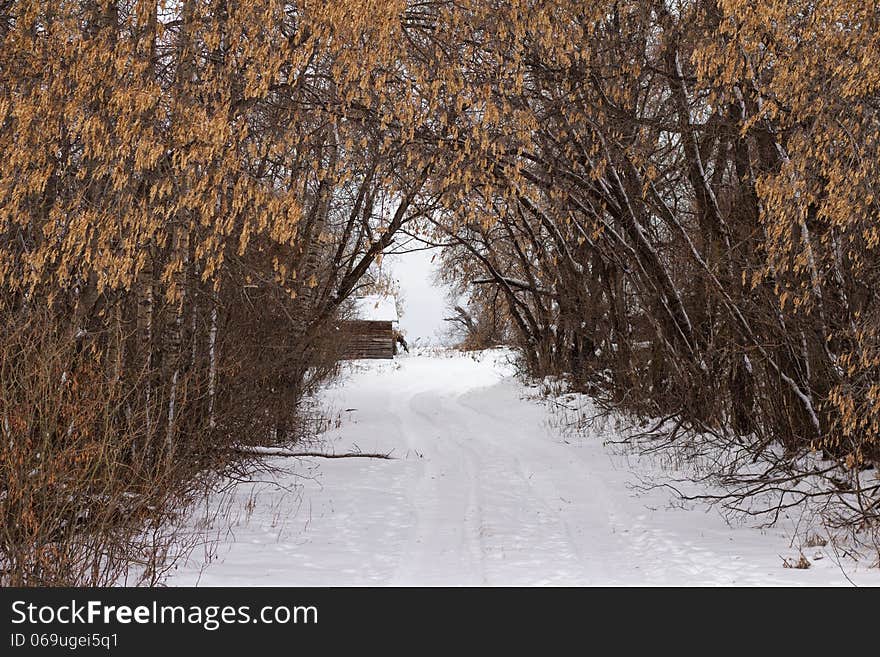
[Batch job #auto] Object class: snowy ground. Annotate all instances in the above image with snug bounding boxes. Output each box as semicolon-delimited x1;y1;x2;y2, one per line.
170;350;879;586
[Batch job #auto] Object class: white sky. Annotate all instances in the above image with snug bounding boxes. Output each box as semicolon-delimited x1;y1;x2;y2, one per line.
383;247;449;344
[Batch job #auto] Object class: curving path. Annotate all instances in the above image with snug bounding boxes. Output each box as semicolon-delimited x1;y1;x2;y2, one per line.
172;351;875;586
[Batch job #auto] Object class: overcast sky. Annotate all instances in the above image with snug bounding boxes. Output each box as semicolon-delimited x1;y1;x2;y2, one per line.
383;247;450;345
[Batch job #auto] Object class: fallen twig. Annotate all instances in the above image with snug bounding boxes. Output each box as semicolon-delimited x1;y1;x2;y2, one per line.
230;446;395;460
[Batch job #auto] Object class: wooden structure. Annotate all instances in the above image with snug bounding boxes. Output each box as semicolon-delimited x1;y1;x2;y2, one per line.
340;295;399;359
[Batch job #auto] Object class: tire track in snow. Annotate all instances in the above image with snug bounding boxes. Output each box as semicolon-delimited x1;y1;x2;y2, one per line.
452;389;623;584
454;384;802;585
389;390;487;585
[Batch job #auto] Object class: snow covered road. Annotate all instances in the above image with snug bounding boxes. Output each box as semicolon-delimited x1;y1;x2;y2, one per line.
172;351;878;586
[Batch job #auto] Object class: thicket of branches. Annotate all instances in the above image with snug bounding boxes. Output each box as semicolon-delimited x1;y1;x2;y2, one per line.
1;0;878;581
427;0;879;541
0;0;441;584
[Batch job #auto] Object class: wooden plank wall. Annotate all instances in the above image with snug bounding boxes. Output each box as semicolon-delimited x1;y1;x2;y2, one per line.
340;320;395;359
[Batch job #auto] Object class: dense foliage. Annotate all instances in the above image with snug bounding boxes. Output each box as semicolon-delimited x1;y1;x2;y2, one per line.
433;0;880;535
1;1;877;580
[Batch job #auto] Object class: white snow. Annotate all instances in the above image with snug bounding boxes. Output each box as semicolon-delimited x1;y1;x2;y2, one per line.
353;294;399;322
171;350;879;586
